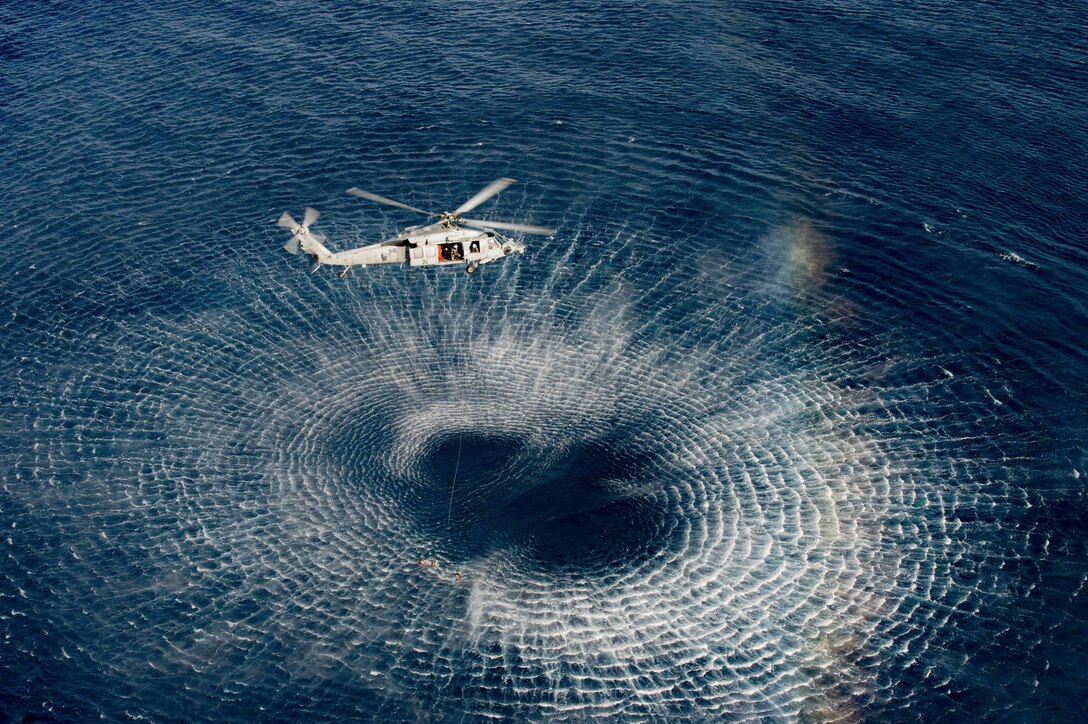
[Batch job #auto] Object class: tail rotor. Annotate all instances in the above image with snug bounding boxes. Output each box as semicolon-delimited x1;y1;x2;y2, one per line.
277;207;322;255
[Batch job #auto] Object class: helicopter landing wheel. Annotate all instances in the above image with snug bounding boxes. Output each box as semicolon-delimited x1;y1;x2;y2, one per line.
465;263;478;274
338;269;347;279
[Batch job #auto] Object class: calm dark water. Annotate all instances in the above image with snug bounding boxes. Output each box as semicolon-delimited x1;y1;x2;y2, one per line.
2;1;1086;720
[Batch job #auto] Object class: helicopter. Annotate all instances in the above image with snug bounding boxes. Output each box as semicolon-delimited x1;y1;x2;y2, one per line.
278;178;554;277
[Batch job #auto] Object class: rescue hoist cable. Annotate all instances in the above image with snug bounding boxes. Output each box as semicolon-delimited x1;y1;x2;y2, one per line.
445;430;464;536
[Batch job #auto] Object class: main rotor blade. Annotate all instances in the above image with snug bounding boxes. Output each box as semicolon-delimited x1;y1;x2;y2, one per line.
410;221;449;236
461;218;555;235
277;211;299;230
283;236;301;254
454;178;515;215
303;207;320;228
347;187;434;216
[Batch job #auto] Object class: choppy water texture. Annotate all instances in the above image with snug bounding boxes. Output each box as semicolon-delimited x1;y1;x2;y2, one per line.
3;1;1088;721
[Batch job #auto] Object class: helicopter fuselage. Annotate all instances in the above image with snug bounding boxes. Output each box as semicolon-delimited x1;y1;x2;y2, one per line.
311;224;523;273
281;177;551;276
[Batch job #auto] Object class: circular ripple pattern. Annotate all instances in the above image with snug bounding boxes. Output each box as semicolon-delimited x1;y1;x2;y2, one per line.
3;0;1087;721
2;274;1062;720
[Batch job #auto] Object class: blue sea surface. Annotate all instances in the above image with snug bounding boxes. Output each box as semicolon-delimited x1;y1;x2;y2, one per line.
2;1;1087;720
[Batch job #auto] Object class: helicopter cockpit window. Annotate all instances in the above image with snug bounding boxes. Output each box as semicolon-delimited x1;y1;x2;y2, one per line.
469;240;480;254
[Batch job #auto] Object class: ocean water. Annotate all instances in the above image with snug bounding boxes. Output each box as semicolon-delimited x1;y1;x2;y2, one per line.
2;0;1087;720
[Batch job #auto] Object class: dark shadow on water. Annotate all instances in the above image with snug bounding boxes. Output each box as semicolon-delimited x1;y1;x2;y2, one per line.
416;432;674;573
